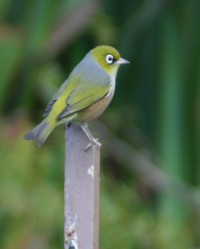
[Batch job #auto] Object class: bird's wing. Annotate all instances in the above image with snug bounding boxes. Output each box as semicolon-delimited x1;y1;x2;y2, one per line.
43;78;77;118
43;98;56;117
57;81;110;119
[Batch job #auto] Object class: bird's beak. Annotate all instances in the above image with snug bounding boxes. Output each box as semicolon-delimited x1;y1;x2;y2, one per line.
117;57;130;64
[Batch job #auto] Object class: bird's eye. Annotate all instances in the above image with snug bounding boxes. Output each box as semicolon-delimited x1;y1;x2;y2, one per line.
106;54;114;64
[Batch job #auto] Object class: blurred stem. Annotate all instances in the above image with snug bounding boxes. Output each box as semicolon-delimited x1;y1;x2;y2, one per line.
182;1;200;184
158;13;187;222
196;69;200;183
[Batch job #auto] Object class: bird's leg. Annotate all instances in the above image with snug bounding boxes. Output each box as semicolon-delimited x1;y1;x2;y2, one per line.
80;123;101;150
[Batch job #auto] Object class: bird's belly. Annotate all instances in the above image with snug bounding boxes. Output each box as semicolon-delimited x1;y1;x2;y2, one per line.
78;89;114;122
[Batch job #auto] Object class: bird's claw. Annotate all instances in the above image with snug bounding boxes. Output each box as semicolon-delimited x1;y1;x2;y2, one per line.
84;138;101;151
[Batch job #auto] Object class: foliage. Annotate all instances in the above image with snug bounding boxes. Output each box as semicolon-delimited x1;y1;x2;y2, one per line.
0;0;200;248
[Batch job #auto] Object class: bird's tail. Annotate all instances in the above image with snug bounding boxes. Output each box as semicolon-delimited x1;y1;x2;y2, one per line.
24;120;55;147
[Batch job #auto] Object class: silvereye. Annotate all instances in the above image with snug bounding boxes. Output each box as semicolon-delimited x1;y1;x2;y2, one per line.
24;45;129;147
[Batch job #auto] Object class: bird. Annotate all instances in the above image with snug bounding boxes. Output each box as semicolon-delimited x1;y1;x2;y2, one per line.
24;45;129;147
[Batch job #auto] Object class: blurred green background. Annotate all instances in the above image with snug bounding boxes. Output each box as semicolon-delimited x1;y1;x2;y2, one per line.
0;0;200;248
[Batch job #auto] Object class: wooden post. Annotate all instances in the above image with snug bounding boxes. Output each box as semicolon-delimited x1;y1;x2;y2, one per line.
64;124;100;249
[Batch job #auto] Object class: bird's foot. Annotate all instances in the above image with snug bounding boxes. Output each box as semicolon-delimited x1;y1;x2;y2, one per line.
80;123;101;151
84;138;101;151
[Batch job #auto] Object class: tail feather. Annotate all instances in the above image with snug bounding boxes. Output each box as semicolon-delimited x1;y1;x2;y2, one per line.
24;121;54;147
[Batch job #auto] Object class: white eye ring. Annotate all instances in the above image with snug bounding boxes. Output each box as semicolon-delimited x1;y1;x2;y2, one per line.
106;54;114;64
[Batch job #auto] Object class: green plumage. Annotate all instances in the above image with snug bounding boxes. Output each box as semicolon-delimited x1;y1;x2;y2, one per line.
24;45;129;147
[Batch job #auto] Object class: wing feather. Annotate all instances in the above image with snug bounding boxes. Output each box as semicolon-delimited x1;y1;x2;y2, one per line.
57;86;109;120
